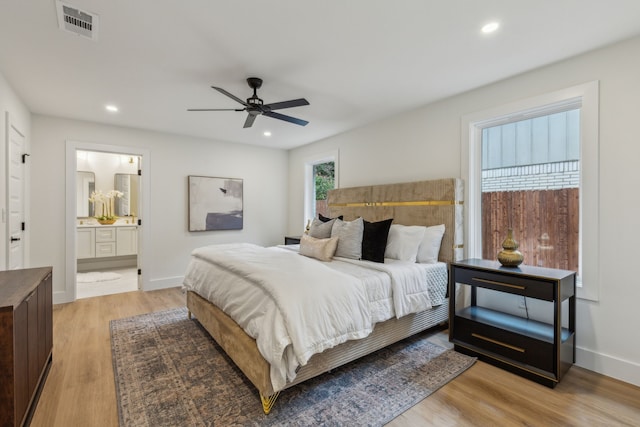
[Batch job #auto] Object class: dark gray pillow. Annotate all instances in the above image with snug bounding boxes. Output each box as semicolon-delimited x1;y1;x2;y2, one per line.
331;217;364;259
309;217;336;238
318;213;343;223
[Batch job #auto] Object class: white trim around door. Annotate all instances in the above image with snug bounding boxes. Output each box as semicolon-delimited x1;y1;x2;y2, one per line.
63;140;150;304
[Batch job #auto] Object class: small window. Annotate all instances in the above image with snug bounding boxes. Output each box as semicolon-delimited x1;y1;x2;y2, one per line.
304;150;339;225
313;161;335;218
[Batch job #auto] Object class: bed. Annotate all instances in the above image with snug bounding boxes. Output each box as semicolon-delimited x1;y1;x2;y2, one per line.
183;178;464;414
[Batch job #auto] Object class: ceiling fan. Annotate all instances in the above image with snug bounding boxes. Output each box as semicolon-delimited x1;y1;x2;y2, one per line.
188;77;310;128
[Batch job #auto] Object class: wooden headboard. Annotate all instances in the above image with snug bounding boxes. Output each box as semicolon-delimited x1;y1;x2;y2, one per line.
327;178;464;264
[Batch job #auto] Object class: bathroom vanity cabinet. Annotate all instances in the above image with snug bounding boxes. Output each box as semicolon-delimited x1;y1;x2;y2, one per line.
77;225;138;259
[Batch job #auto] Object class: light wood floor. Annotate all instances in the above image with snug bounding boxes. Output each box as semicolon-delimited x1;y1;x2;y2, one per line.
31;287;640;426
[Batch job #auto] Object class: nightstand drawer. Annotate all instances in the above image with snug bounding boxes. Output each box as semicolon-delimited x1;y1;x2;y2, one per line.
454;316;554;373
454;267;554;301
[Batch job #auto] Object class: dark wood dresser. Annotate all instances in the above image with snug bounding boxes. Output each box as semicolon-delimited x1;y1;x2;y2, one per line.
449;259;575;388
0;267;53;427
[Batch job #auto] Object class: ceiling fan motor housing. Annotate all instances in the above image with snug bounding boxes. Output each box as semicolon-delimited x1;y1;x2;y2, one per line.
246;77;264;107
246;77;263;89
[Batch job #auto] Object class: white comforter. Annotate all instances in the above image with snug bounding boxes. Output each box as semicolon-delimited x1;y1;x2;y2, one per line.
336;257;433;317
184;243;373;391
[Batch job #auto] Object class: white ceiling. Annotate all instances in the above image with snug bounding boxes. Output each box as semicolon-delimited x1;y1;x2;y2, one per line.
1;1;640;150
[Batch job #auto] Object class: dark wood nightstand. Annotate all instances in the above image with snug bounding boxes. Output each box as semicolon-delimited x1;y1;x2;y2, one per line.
449;259;576;388
284;236;301;245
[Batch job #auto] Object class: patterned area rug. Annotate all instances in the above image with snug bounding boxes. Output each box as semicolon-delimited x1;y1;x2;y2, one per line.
110;308;475;426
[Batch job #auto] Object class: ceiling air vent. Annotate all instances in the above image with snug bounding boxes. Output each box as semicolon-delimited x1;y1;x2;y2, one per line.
56;1;99;41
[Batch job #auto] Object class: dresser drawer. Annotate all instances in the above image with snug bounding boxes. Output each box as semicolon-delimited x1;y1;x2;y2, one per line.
95;242;116;257
454;267;555;301
95;228;116;243
453;316;554;374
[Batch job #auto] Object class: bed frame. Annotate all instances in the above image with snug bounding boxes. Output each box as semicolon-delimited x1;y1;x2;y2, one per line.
186;178;464;414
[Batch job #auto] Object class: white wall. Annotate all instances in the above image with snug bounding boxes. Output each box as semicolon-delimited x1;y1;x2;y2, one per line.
0;73;31;270
30;115;288;302
288;36;640;386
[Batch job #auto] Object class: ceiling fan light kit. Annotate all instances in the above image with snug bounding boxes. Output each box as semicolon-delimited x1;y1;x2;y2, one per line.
188;77;310;128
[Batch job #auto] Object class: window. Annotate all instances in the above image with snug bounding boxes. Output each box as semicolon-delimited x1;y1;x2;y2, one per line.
313;161;335;218
462;82;599;301
304;150;339;225
481;109;580;272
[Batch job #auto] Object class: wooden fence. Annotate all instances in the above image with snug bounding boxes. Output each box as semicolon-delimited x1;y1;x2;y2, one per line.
482;189;579;271
316;200;328;218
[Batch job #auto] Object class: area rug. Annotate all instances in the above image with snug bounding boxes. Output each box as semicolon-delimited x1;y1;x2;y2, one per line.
77;271;122;283
110;308;475;426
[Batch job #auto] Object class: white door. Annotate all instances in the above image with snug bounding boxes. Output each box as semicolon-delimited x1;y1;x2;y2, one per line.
133;160;141;290
7;123;25;270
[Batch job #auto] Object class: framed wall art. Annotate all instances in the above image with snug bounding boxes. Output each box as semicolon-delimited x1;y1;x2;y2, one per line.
188;175;243;231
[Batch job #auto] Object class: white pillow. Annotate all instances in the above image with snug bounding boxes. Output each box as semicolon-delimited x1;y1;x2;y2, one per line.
384;224;426;262
299;234;339;262
416;224;445;264
331;217;364;259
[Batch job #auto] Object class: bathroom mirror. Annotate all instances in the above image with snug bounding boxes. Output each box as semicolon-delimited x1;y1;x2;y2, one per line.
77;171;95;218
114;173;139;217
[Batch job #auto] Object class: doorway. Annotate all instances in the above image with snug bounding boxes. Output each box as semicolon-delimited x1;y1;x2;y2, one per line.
65;141;150;302
76;150;139;298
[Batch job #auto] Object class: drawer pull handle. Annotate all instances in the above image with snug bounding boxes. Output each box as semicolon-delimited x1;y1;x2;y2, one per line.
472;333;526;353
473;277;525;290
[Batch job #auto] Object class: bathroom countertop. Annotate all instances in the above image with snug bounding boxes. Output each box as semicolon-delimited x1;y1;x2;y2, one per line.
77;221;138;228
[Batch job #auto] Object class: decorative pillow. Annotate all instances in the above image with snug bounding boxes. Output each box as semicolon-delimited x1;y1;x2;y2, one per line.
416;224;445;264
384;224;426;262
318;213;343;223
309;217;336;238
331;217;364;259
299;234;339;262
361;218;393;263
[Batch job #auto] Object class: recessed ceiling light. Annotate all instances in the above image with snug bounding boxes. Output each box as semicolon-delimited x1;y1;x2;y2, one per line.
263;131;272;137
105;104;119;113
481;22;500;34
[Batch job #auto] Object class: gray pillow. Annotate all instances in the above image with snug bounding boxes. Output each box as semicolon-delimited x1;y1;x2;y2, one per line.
331;217;364;259
309;217;336;238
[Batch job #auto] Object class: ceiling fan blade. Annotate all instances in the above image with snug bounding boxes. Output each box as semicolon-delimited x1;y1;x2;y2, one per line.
211;86;248;106
243;113;257;128
264;98;309;111
187;108;245;111
263;111;309;126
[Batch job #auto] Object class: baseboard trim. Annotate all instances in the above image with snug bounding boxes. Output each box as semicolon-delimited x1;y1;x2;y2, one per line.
576;346;640;387
53;274;183;304
145;275;184;291
54;290;72;305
